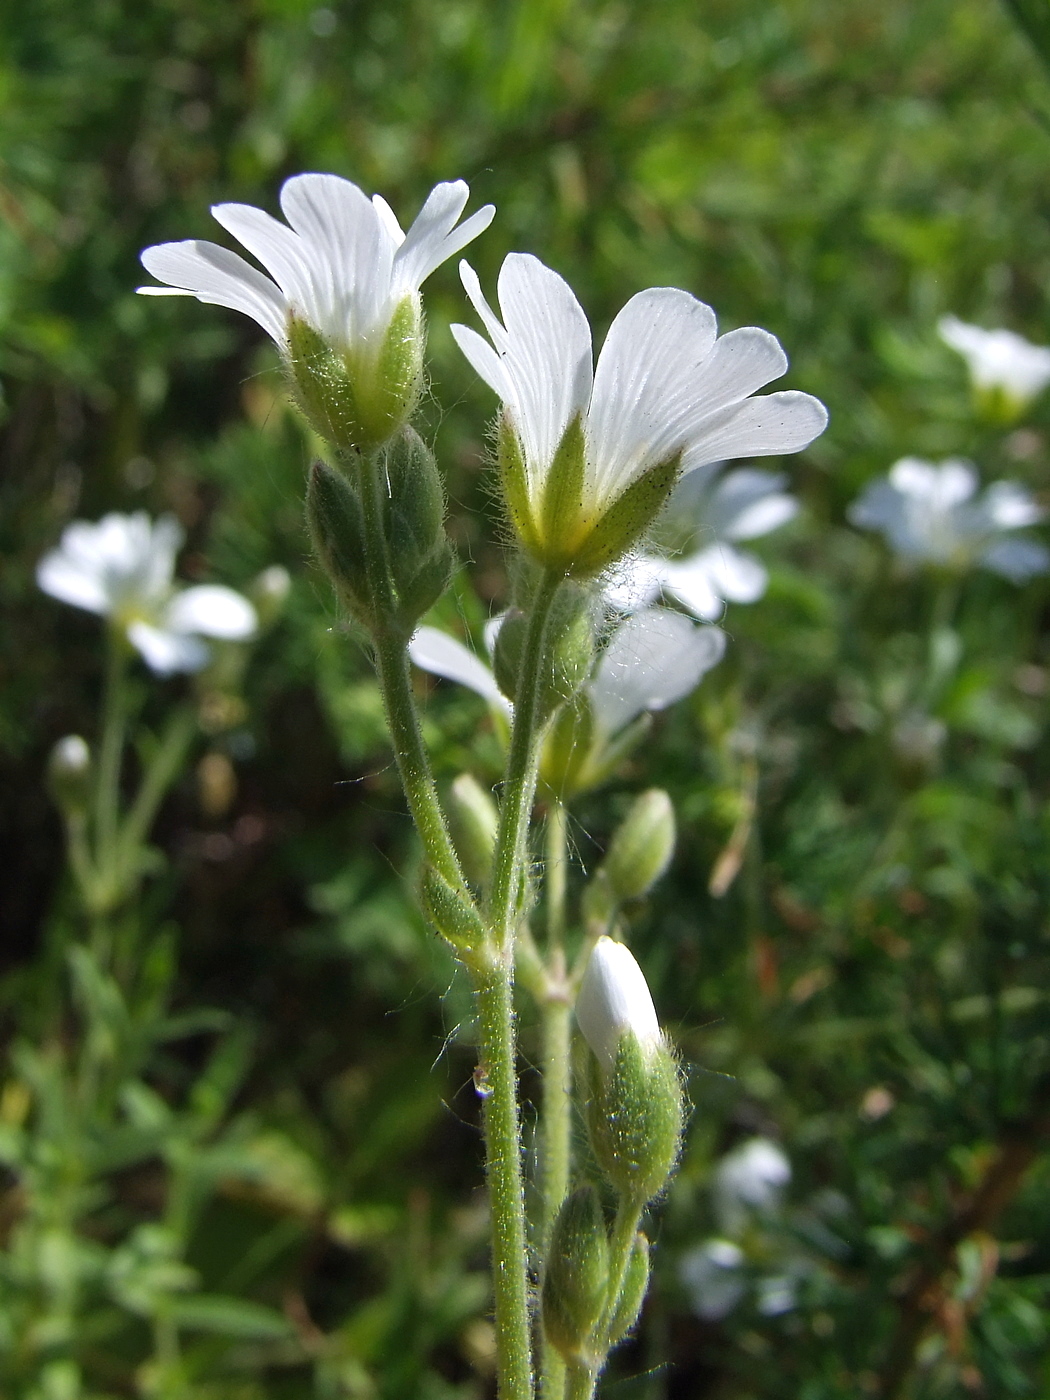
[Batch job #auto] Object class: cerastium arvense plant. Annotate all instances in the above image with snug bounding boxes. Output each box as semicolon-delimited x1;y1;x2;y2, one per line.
138;171;828;1400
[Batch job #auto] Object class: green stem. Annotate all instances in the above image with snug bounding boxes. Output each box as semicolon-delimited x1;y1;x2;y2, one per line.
358;451;467;891
540;802;572;1400
565;1360;597;1400
487;571;562;952
546;799;568;949
597;1198;644;1349
121;706;196;874
94;633;129;878
476;960;536;1400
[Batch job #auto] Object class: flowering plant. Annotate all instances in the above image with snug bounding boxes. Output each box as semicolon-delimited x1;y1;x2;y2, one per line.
130;170;826;1400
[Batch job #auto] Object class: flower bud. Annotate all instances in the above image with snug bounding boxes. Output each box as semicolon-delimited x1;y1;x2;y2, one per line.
420;865;486;951
287;295;423;454
382;428;455;631
603;790;676;902
578;938;683;1203
607;1231;651;1345
539;695;594;798
449;773;499;886
542;1186;609;1361
492;587;595;724
305;460;372;626
47;735;93;816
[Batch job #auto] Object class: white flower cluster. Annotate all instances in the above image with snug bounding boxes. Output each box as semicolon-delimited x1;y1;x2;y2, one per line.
849;457;1049;582
38;512;257;674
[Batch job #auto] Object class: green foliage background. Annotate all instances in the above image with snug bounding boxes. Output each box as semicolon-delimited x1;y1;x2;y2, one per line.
2;0;1050;1395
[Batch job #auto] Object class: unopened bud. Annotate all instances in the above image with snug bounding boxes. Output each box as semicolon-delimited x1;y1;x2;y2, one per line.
542;1186;609;1361
578;938;683;1203
420;866;486;951
383;428;455;630
449;774;499;886
305;460;372;625
607;1232;651;1345
48;735;92;815
604;790;675;902
493;587;595;724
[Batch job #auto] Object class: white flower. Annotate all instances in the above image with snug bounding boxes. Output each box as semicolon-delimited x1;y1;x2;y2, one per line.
939;315;1050;409
575;935;661;1073
407;606;724;736
38;512;257;675
605;467;799;621
715;1138;791;1224
451;253;826;571
679;1240;746;1321
848;457;1049;582
140;174;494;357
139;175;495;449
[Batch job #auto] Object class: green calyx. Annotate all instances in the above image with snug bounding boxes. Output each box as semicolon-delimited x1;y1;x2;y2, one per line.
493;584;595;726
604;789;676;903
305;459;373;627
420;865;486;952
585;1031;684;1205
542;1186;610;1362
497;413;680;577
607;1231;651;1345
306;429;454;637
287;297;423;454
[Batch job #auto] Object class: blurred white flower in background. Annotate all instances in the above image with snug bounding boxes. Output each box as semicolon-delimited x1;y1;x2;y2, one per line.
407;606;725;737
38;512;257;674
604;467;799;621
679;1138;803;1323
715;1136;792;1230
938;315;1050;414
139;175;494;358
848;457;1049;582
679;1239;746;1321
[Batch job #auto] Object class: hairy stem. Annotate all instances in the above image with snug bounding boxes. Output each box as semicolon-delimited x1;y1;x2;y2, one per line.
540;802;572;1400
476;958;536;1400
359;451;467;891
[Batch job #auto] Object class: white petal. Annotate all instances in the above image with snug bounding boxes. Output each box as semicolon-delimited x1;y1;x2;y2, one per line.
590;608;726;733
127;621;210;675
450;322;516;403
393;181;495;294
980;536;1050;581
657;556;723;621
980;480;1045;529
575;936;661;1073
141;516;183;603
139;241;287;345
371;194;405;245
602;554;667;613
848;478;904;533
279;173;393;340
408;626;510;710
707;469;799;540
890;456;976;508
210;201;323;330
680;391;828;476
37;550;109;614
458;255;593;498
166;585;258;639
939;316;1050;398
664;545;768;615
586;288;718;506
